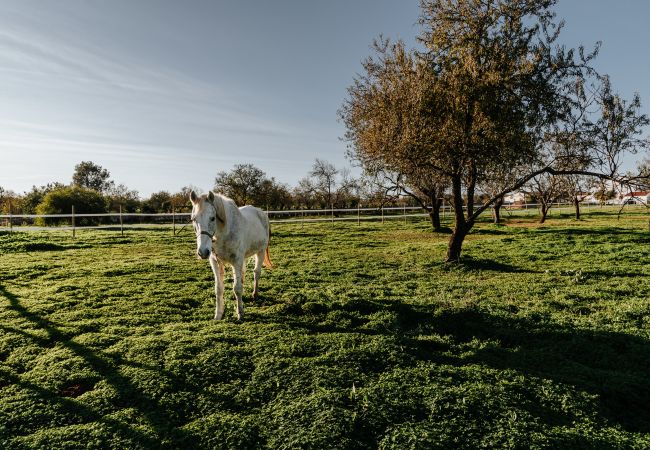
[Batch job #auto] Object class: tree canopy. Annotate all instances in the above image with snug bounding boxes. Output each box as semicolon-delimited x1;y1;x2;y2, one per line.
341;0;647;261
72;161;114;193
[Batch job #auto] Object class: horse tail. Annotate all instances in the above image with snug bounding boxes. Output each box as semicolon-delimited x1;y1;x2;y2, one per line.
263;216;274;269
263;244;273;269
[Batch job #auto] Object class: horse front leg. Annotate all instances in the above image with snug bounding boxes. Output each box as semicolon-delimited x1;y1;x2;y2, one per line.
209;254;225;320
232;261;244;320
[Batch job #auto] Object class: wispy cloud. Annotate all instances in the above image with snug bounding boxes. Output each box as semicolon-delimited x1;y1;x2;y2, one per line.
0;1;347;194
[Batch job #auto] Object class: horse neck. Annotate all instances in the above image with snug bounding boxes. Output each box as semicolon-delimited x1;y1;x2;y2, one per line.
215;198;239;237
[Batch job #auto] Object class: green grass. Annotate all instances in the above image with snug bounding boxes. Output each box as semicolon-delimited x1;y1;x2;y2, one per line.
1;210;649;449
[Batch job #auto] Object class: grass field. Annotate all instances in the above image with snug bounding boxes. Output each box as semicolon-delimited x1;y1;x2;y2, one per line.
1;209;649;449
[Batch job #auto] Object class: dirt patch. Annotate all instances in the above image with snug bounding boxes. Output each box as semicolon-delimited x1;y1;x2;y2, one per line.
60;382;95;398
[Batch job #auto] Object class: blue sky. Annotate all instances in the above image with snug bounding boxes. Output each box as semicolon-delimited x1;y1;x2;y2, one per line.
0;0;648;196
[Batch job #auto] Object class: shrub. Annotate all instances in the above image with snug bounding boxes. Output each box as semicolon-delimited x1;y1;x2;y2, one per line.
35;186;108;226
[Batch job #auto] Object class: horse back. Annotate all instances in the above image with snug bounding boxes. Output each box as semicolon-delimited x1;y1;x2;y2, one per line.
239;205;270;241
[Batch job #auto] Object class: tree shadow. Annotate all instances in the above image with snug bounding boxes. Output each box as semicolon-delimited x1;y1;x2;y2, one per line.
250;296;650;434
471;227;510;235
532;227;650;242
459;256;539;273
408;306;650;433
0;283;194;448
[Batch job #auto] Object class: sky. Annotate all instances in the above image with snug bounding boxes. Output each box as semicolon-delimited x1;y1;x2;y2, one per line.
0;0;648;197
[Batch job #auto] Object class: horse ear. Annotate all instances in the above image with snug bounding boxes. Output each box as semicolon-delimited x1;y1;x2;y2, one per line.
208;191;215;203
190;190;198;204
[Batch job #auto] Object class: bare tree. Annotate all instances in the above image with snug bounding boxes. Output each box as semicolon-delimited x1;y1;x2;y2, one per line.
561;175;591;219
357;171;402;209
310;159;339;209
585;76;650;179
524;173;564;223
293;177;318;209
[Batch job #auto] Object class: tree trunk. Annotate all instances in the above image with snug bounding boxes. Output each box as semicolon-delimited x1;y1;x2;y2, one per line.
428;211;441;231
446;221;471;262
539;204;548;223
428;198;442;231
574;197;581;220
492;197;504;224
446;173;470;262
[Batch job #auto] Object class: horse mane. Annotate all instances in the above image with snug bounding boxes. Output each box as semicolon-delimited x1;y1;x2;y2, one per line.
211;193;227;223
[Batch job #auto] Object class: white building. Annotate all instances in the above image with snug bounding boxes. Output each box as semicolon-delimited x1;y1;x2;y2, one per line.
616;191;650;205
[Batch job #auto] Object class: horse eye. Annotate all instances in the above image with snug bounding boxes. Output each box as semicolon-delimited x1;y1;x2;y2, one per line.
210;217;215;222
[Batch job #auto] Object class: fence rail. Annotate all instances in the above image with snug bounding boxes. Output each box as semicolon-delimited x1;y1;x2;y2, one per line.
0;202;641;235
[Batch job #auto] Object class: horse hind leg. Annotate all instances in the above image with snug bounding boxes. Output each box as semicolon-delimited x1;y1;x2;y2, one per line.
252;250;264;300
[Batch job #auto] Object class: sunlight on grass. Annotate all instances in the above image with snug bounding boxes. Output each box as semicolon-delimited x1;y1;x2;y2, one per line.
1;210;649;448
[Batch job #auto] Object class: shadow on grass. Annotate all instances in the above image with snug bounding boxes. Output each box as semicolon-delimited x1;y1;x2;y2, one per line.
0;283;193;448
532;226;650;241
470;227;510;235
459;256;538;273
252;297;650;434
429;307;650;432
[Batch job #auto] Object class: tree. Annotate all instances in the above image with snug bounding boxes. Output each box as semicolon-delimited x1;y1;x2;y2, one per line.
523;173;564;223
561;175;591;219
72;161;114;193
293;177;318;209
593;184;616;205
170;186;199;212
335;168;360;209
257;178;293;210
214;164;266;206
372;169;447;231
36;186;107;226
21;183;66;214
107;184;140;213
585;77;650;179
310;159;339;209
480;165;524;225
357;171;402;209
341;0;632;262
142;191;172;213
0;187;20;215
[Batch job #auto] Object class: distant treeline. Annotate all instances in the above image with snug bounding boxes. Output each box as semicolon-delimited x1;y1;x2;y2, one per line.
0;160;420;223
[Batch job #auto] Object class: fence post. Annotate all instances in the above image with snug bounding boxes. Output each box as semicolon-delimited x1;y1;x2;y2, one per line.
119;205;124;236
403;203;406;223
357;203;360;226
172;205;175;236
331;203;334;223
381;205;384;224
8;203;12;234
71;205;76;238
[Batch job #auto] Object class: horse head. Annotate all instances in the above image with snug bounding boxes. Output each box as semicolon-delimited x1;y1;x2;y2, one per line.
189;190;225;259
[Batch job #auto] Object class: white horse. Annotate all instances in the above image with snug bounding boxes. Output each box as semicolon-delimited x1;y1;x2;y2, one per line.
190;190;272;320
